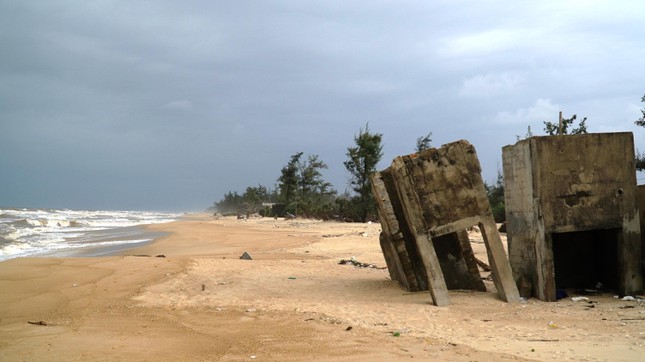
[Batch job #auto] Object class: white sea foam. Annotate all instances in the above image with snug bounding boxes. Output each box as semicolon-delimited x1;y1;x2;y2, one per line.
0;207;180;261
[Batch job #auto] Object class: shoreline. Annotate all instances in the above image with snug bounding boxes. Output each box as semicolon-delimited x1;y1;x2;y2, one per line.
46;228;170;259
0;208;181;262
1;214;643;361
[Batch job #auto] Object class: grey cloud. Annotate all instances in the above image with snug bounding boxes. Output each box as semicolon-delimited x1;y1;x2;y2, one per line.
2;1;645;211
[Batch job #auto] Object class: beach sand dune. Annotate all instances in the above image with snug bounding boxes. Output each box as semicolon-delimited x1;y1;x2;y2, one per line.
1;215;643;361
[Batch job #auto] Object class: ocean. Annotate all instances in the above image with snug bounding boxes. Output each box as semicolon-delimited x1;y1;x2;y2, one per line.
0;207;181;261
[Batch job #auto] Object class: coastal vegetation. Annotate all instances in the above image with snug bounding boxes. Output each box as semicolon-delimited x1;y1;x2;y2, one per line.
543;113;588;136
214;93;645;223
634;93;645;170
277;152;336;218
211;120;580;223
213;124;384;221
342;123;383;222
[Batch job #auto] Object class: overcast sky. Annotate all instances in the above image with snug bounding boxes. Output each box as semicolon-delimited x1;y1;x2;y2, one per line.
2;1;644;212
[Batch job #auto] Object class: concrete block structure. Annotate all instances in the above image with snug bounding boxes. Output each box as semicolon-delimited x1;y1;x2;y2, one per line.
634;185;645;285
372;140;520;306
503;133;643;301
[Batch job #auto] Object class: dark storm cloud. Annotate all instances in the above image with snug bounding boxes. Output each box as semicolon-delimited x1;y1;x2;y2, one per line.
1;0;645;211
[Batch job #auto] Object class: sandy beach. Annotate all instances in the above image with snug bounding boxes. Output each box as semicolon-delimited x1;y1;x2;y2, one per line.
1;214;643;361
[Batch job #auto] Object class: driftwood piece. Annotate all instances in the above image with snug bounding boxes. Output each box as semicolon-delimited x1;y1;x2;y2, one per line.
474;257;491;272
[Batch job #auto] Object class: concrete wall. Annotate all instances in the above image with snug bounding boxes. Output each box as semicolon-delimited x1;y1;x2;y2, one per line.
503;132;643;300
373;140;519;305
637;185;645;284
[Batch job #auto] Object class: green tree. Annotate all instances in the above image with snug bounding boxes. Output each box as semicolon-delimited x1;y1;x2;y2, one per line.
485;170;506;223
243;185;269;206
298;155;332;197
214;191;243;215
633;94;645;171
277;152;303;205
543;114;588;135
343;123;384;222
415;132;433;152
214;185;276;216
333;191;364;222
634;93;645;127
277;152;336;218
636;153;645;172
296;154;336;217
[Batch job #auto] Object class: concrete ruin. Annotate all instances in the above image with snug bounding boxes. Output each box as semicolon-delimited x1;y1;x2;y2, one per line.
503;132;643;301
371;140;520;306
637;185;645;283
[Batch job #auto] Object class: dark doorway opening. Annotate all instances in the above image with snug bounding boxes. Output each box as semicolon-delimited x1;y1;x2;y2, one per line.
551;228;619;291
432;232;486;291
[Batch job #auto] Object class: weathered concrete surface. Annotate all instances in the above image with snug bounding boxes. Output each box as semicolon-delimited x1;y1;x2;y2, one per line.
372;169;428;292
372;140;519;306
503;132;643;301
637;185;645;284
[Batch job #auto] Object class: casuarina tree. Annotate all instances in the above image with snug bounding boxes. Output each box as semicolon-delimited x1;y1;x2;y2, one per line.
415;132;432;152
278;152;336;217
634;94;645;170
634;93;645;127
277;152;303;205
344;123;383;222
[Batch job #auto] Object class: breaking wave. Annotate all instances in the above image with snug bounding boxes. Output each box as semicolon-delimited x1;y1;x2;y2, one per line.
0;207;180;261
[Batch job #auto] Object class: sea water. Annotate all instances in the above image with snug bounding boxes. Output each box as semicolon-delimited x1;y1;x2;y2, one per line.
0;207;181;261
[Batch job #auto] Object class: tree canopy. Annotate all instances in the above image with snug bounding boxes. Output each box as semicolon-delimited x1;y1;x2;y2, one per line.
214;185;277;216
277;152;336;217
632;94;645;129
485;170;506;223
633;93;645;171
343;123;383;222
415;132;432;152
277;152;303;205
543;114;588;135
